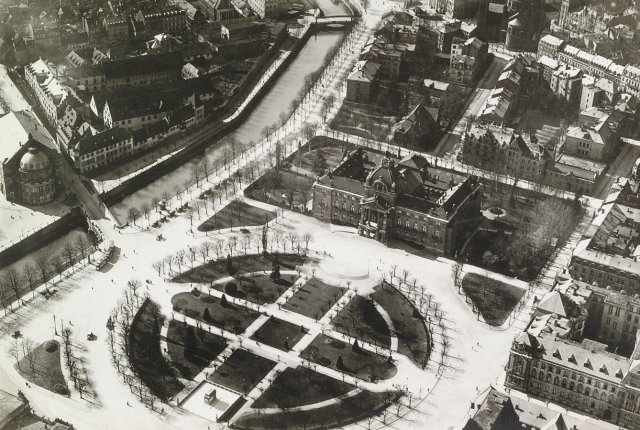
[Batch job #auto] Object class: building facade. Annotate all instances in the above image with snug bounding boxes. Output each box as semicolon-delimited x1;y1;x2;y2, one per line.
311;149;483;256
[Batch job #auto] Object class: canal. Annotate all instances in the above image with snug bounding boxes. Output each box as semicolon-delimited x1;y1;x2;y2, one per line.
110;31;345;224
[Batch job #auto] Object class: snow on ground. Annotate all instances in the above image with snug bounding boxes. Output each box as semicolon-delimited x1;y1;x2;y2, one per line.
0;191;71;251
0;65;32;113
0;193;523;430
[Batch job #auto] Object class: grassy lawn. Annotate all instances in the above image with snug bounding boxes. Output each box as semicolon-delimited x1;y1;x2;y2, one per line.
245;169;315;209
166;320;228;380
171;291;260;334
212;274;297;305
300;335;397;382
289;136;356;177
463;182;583;281
334;295;391;349
251;365;354;409
207;349;276;394
250;317;306;352
130;300;184;401
461;273;525;326
372;284;430;367
172;253;305;285
197;200;275;232
331;102;397;143
282;277;345;320
237;389;400;429
15;340;68;395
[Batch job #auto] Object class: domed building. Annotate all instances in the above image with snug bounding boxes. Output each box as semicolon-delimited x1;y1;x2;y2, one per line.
17;146;56;205
0;111;64;205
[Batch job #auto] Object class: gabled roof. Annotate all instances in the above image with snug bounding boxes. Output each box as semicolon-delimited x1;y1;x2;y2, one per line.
76;127;131;156
348;60;381;83
102;51;183;80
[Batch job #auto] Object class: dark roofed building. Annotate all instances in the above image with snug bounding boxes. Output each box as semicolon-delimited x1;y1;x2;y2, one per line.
68;127;133;172
102;51;183;89
392;103;440;150
311;147;482;256
103;88;183;129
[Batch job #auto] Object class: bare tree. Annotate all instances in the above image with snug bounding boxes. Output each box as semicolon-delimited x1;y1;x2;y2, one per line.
208;239;221;260
451;262;463;294
21;265;39;301
63;242;75;271
151;197;161;212
9;338;21;370
190;162;203;187
301;233;313;250
35;256;50;288
199;242;212;262
22;338;36;375
161;191;171;207
164;255;174;274
127;207;141;226
175;249;187;272
152;261;163;276
75;234;87;261
141;202;152;221
5;268;22;305
185;206;196;231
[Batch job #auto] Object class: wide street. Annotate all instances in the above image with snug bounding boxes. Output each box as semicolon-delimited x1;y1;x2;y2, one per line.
433;56;507;158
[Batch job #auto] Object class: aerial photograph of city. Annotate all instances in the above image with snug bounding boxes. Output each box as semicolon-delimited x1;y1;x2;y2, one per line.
3;0;640;427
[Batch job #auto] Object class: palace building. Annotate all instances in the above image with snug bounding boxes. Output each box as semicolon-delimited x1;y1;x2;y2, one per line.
311;148;483;256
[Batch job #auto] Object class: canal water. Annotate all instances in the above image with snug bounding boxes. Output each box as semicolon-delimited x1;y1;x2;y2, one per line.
110;31;344;224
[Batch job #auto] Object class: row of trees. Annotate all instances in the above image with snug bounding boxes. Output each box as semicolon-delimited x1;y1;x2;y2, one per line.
151;230;314;276
381;265;447;373
60;327;92;398
0;234;95;313
106;280;164;410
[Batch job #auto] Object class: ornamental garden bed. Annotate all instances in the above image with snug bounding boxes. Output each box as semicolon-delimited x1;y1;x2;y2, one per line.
461;273;525;326
129;300;184;401
300;335;397;382
171;292;260;334
198;200;275;232
282;277;345;319
213;274;297;305
372;283;430;367
251;365;354;409
15;340;68;396
166;320;228;380
236;389;400;430
334;295;391;349
207;348;276;395
250;317;306;352
172;253;305;285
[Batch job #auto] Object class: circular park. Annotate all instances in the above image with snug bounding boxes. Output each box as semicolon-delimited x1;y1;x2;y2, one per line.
120;252;432;429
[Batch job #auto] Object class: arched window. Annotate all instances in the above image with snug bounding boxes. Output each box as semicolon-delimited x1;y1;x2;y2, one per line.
373;181;387;192
546;373;552;383
570;381;575;391
577;384;583;394
562;379;567;388
554;376;560;386
585;388;590;396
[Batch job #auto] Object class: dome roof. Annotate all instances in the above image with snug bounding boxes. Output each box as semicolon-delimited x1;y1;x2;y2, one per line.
20;146;50;171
